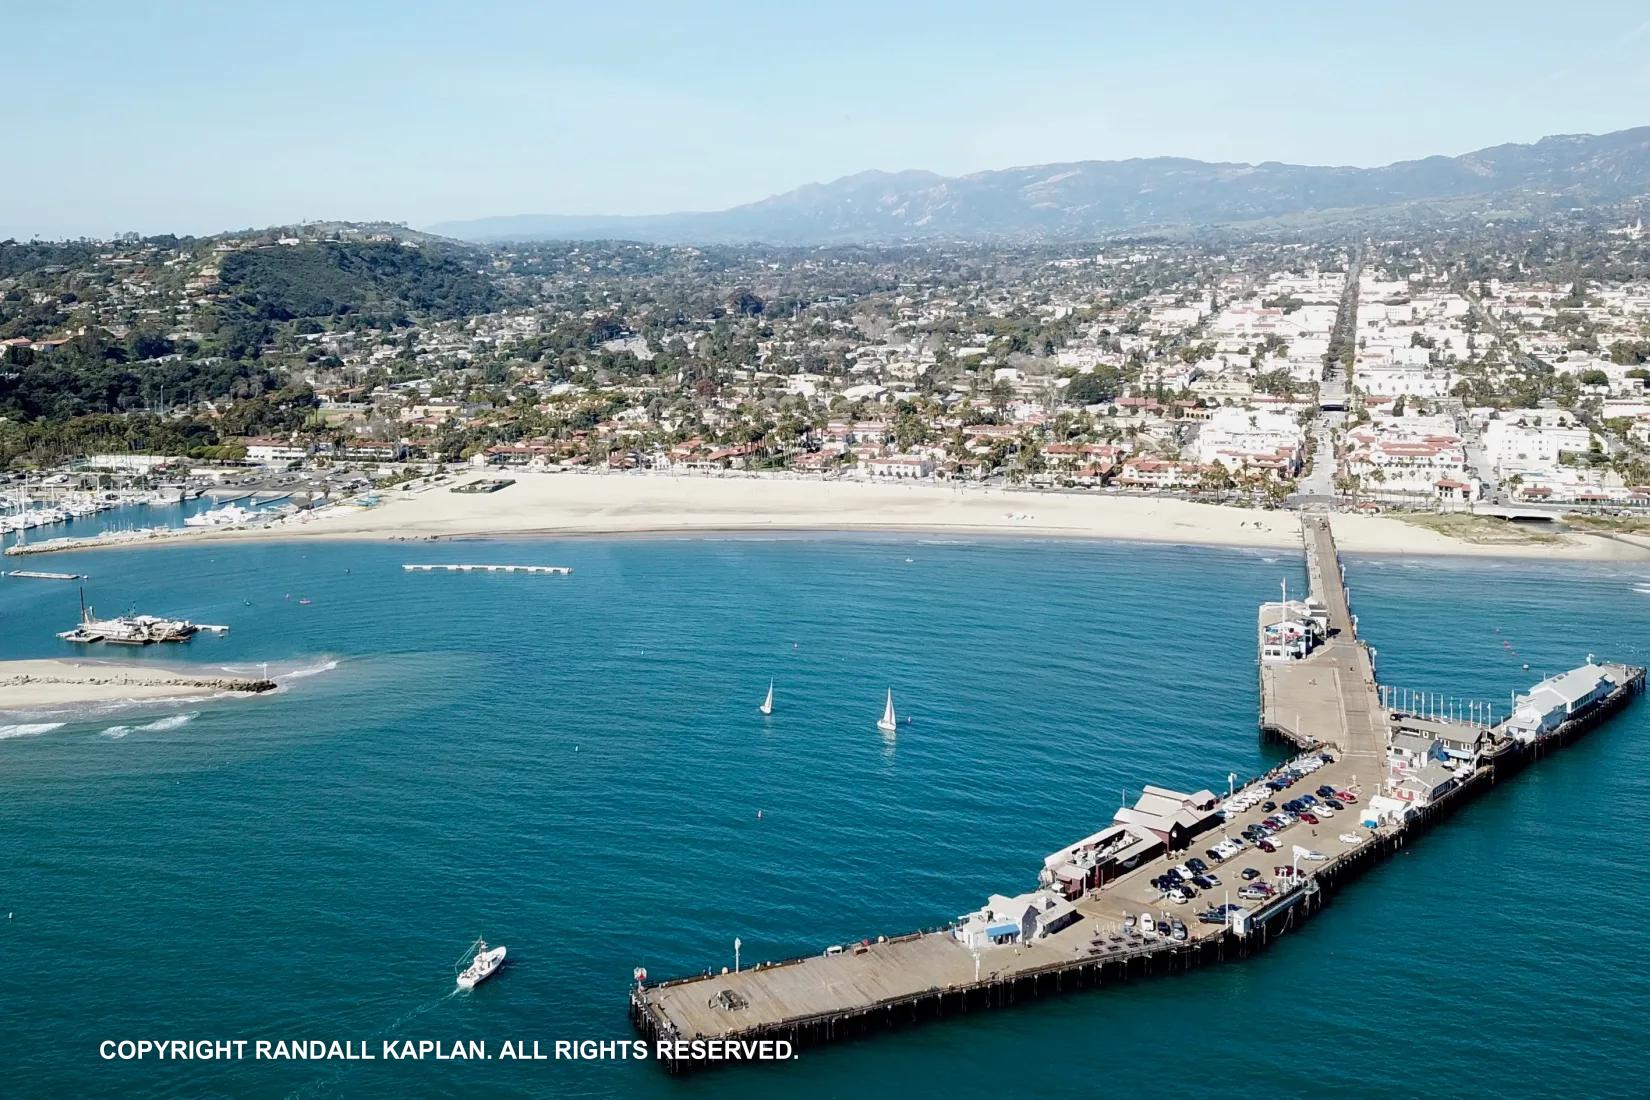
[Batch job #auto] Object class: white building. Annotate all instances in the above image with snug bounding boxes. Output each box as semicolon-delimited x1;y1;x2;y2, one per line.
1505;665;1613;742
953;890;1082;950
245;438;308;465
1481;410;1592;478
84;454;176;473
1195;406;1305;476
1343;415;1477;500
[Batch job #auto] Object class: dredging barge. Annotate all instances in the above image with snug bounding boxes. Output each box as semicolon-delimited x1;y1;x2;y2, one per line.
628;517;1644;1073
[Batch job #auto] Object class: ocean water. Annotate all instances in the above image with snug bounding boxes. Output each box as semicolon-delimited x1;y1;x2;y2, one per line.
0;535;1646;1099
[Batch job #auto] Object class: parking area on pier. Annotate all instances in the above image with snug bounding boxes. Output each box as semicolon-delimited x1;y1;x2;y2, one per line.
1075;750;1384;938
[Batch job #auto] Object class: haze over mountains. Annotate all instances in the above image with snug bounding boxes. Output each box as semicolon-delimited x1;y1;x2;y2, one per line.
430;127;1650;245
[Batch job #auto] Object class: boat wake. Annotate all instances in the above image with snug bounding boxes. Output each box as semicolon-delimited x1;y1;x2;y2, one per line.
283;989;459;1100
102;713;197;739
1633;584;1650;597
281;658;339;682
0;721;65;740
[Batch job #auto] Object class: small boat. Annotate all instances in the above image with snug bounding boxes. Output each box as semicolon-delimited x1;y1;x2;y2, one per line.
759;680;774;716
877;689;898;734
456;939;507;990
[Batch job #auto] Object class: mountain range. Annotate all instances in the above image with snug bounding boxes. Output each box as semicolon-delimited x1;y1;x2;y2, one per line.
429;126;1650;245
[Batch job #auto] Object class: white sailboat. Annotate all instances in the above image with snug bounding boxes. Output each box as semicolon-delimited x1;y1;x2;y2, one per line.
759;680;774;716
877;689;898;733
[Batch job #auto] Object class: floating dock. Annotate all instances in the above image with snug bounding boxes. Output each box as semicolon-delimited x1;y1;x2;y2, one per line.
401;563;572;575
7;570;86;580
629;515;1645;1073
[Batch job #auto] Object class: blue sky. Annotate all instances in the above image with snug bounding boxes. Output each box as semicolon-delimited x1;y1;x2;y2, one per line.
7;0;1650;239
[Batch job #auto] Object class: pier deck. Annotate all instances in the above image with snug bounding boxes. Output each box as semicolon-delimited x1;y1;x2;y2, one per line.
637;742;1384;1047
1259;517;1387;759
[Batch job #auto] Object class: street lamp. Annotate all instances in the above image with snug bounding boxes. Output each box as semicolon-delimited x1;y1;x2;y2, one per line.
734;937;741;974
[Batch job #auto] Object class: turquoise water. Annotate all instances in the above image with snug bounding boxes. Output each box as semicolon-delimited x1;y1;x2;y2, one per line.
0;535;1646;1099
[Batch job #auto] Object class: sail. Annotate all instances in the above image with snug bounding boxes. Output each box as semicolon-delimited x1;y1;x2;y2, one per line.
760;680;774;714
880;689;896;727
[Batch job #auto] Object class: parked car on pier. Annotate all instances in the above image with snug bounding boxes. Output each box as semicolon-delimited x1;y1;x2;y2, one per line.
1240;867;1262;880
1299;812;1319;825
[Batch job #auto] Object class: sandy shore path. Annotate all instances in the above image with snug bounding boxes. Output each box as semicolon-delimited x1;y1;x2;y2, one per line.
0;659;276;710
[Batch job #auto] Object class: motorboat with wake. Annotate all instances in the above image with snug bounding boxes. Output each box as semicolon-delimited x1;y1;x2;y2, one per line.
456;939;507;990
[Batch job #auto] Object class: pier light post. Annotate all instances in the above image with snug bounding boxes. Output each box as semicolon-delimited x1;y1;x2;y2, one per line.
734;937;741;973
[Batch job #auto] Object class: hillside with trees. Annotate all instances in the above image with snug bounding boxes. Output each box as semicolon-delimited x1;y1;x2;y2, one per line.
216;242;498;327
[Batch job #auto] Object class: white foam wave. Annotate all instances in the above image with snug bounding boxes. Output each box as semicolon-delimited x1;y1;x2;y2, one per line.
281;658;339;681
0;722;65;740
100;713;197;738
139;713;195;732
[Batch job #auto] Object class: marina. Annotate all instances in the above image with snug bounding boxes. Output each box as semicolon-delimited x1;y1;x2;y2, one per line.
628;518;1646;1074
402;563;573;575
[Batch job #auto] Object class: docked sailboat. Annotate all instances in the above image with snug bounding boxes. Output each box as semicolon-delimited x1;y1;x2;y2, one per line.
759;680;774;716
877;689;898;734
456;939;507;990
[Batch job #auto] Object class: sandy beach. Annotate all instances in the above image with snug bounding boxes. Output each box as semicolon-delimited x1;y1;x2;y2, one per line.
0;659;275;711
167;471;1646;562
17;470;1648;561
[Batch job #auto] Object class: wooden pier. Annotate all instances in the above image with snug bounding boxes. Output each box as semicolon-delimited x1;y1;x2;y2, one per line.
401;563;572;575
628;517;1645;1073
1258;516;1386;761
